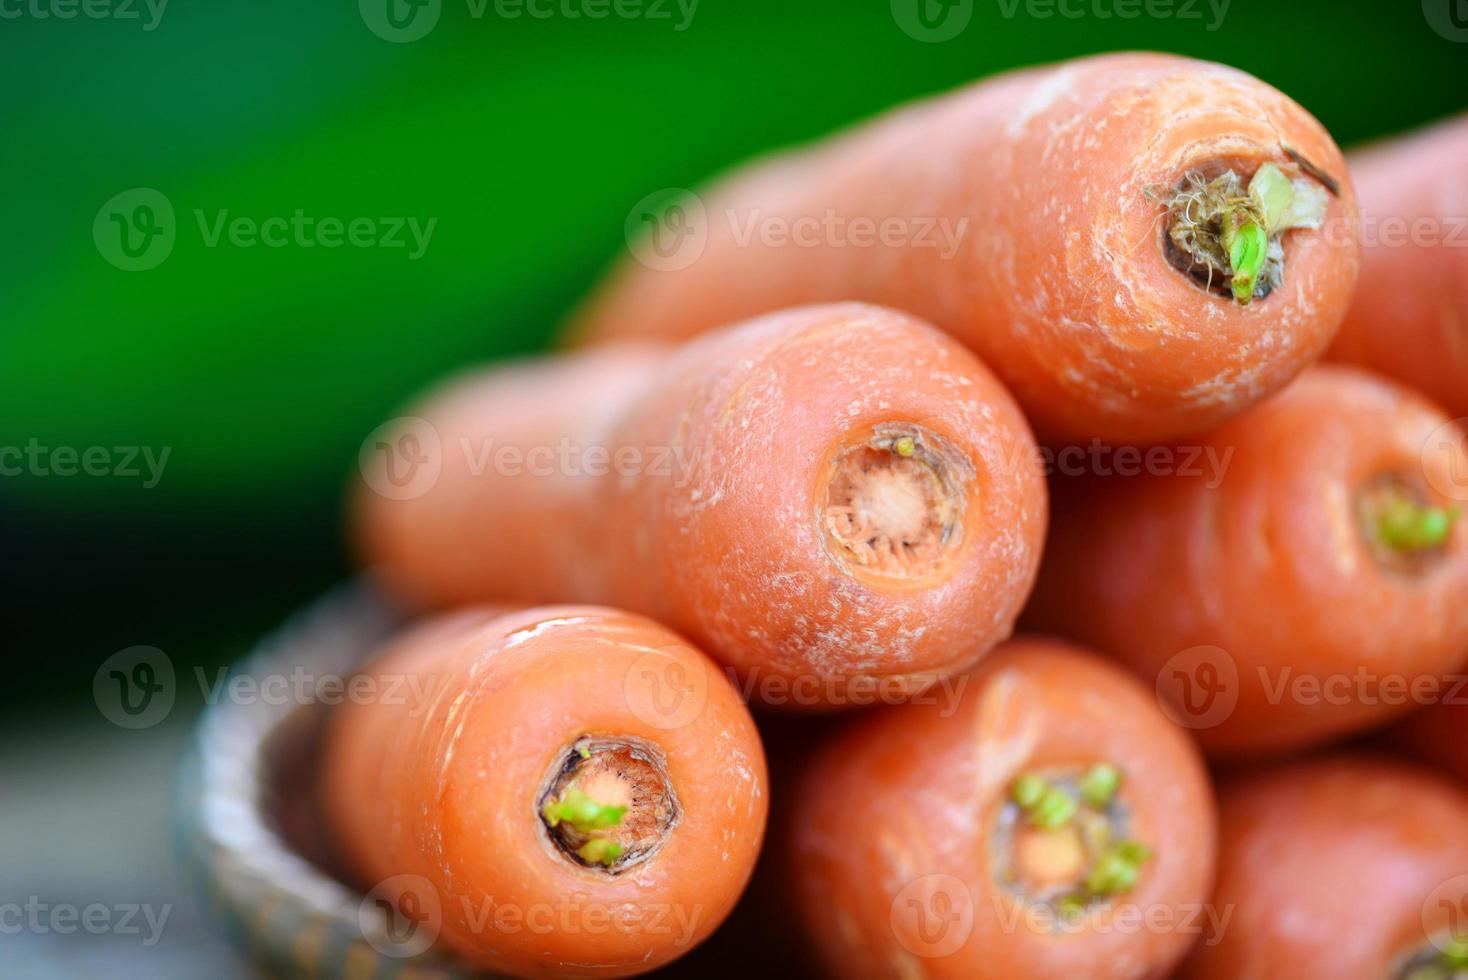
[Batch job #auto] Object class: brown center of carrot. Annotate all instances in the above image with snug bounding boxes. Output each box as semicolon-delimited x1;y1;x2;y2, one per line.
538;735;679;874
820;424;967;582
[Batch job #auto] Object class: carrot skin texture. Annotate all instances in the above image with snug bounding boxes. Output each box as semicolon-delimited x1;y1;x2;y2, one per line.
319;605;768;979
786;638;1216;980
1329;115;1468;417
572;52;1360;445
356;304;1047;707
1027;366;1468;758
1181;756;1468;979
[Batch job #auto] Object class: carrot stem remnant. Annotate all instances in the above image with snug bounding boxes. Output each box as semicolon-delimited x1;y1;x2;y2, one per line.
1005;766;1151;912
542;786;627;835
1161;162;1331;305
1378;498;1461;552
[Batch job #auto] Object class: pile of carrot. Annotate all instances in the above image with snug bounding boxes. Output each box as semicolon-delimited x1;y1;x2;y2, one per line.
306;52;1467;979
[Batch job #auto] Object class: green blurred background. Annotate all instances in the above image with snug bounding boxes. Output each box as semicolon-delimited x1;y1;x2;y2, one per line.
1;0;1465;974
4;0;1467;707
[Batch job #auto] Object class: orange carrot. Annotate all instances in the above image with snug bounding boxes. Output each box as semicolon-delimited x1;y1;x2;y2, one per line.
1182;756;1468;979
786;638;1216;979
355;303;1046;708
319;605;767;978
1026;366;1468;759
572;52;1359;445
1329;115;1468;418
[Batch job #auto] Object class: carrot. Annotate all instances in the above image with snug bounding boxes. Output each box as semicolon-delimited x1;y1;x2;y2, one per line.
1329;115;1468;418
785;638;1216;980
355;303;1046;709
318;605;767;978
571;52;1359;445
1182;755;1468;979
1026;366;1468;759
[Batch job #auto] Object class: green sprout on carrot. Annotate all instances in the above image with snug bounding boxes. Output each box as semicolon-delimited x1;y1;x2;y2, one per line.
576;838;625;868
1162;160;1331;305
542;786;627;835
1084;840;1151;896
894;436;917;458
1010;773;1078;829
1376;497;1461;552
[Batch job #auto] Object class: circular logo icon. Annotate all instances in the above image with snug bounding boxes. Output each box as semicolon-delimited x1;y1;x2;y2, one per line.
624;188;708;272
359;874;443;958
94;188;176;272
890;873;973;958
358;416;443;501
93;646;176;730
1422;418;1468;503
360;0;441;42
890;0;973;42
1155;645;1239;730
1423;0;1468;42
1422;874;1468;953
624;649;710;731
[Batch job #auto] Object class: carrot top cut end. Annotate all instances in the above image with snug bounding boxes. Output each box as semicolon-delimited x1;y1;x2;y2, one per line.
539;735;679;874
995;765;1152;915
1357;475;1461;573
821;423;971;585
1156;160;1331;305
1395;936;1468;980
